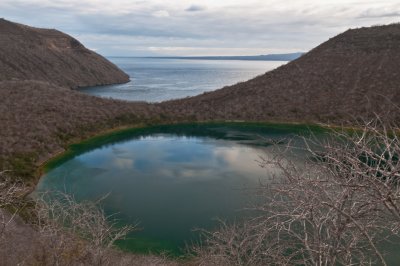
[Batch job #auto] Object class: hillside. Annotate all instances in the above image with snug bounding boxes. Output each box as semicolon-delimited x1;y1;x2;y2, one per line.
1;21;400;176
0;20;169;265
0;19;129;88
0;19;149;177
0;80;162;178
1;18;400;266
160;24;400;124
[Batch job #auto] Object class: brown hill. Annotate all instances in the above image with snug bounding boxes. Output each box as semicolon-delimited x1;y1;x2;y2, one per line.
0;19;129;88
0;80;161;178
2;21;400;178
160;24;400;124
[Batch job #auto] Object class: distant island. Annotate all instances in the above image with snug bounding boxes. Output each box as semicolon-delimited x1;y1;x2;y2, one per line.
143;52;304;61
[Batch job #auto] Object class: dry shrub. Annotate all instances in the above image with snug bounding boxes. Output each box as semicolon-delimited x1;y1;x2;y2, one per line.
31;192;179;265
194;118;400;265
0;173;177;265
33;192;134;265
0;170;28;234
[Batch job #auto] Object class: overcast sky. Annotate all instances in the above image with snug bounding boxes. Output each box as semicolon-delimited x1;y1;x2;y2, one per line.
1;0;399;56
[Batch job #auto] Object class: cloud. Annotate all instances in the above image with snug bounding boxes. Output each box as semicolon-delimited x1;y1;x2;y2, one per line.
1;0;400;56
152;10;170;18
358;9;400;19
185;4;206;12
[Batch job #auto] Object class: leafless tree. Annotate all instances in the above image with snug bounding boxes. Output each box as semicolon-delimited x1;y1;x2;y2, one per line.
0;170;28;236
34;191;135;265
194;118;400;265
0;170;176;265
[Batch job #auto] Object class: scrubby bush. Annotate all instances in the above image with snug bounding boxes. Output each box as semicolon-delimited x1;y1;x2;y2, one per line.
194;119;400;265
0;172;176;265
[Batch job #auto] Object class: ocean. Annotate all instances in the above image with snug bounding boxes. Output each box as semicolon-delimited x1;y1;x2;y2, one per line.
80;57;286;102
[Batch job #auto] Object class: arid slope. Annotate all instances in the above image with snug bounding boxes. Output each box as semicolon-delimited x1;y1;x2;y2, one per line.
0;19;151;177
0;80;162;177
0;19;129;88
1;19;400;266
161;24;400;124
2;21;400;177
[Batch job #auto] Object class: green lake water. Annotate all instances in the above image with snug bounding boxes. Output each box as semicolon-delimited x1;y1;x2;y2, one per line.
35;123;321;255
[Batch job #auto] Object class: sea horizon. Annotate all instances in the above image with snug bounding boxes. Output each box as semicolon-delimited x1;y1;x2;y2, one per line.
82;57;287;102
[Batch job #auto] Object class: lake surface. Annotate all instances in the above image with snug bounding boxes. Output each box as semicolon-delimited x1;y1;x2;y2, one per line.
36;123;312;255
80;58;286;102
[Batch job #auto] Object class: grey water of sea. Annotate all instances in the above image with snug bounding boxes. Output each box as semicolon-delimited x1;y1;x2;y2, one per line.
80;57;286;102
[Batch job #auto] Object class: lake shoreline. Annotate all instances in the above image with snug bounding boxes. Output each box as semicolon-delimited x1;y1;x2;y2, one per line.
35;120;328;256
34;118;371;256
36;119;363;185
37;120;321;176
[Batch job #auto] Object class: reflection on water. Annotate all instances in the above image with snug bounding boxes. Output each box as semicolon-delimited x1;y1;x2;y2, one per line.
36;124;311;255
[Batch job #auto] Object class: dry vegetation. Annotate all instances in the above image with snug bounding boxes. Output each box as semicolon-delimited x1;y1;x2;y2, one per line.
0;18;165;181
2;21;400;181
7;117;400;265
160;24;400;124
0;170;179;266
0;18;129;88
0;80;163;179
1;19;400;265
193;118;400;265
